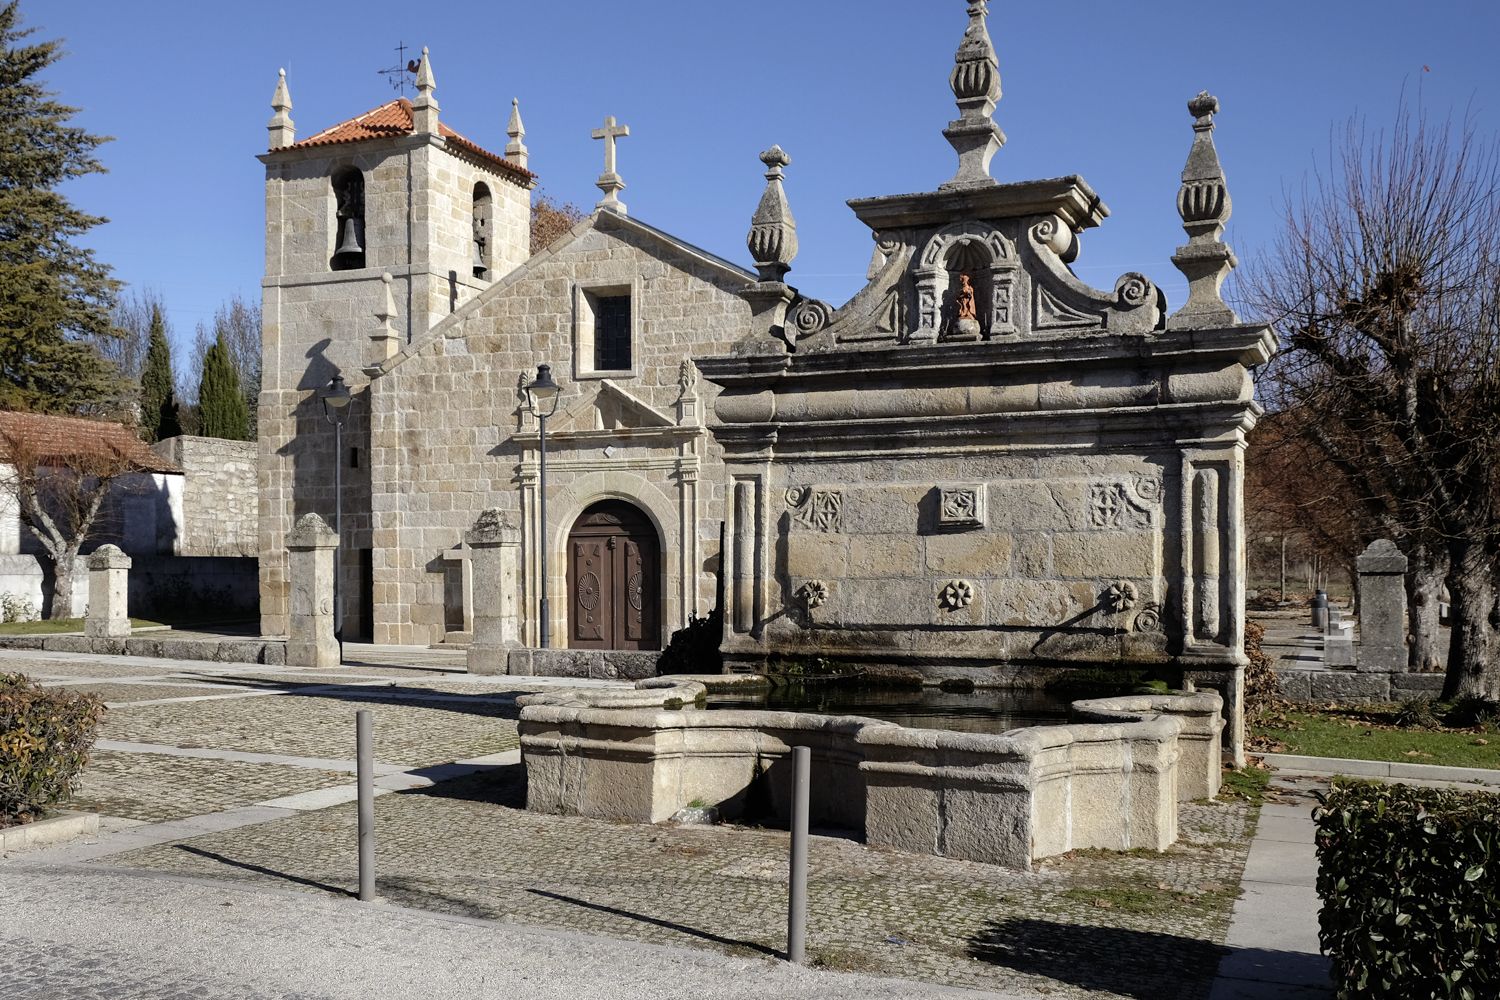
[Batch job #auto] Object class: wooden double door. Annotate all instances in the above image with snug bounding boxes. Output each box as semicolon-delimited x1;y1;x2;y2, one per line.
566;500;660;651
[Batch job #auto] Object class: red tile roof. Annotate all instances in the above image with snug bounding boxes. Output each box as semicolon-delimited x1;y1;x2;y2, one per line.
280;98;536;183
0;411;180;475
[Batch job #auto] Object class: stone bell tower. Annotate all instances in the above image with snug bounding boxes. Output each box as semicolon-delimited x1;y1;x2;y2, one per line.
255;51;537;638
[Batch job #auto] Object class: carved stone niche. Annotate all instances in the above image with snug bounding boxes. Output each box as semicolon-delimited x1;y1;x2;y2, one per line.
911;221;1018;343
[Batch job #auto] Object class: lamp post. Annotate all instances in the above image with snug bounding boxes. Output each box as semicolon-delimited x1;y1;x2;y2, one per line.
525;364;562;648
321;374;352;658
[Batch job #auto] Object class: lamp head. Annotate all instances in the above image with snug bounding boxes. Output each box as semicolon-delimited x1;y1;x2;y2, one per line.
322;373;352;423
526;363;562;419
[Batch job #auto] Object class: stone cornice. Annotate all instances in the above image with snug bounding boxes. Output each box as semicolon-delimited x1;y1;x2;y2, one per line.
847;175;1109;234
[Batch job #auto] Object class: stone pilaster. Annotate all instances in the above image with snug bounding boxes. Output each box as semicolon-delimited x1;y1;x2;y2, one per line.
466;509;522;675
286;513;340;669
1357;539;1408;672
85;544;131;639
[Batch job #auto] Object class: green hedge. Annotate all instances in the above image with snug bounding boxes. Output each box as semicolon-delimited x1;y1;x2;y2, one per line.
1314;779;1498;999
0;673;105;824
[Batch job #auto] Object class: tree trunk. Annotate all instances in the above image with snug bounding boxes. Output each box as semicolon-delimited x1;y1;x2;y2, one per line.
1442;538;1499;701
1406;540;1448;672
48;547;80;620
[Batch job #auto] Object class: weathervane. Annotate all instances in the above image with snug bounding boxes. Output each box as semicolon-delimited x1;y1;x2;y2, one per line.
377;42;419;97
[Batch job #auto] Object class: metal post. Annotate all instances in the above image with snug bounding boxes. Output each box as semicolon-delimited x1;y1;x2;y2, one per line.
787;744;810;964
333;419;343;660
1279;533;1287;603
356;708;375;901
537;411;550;649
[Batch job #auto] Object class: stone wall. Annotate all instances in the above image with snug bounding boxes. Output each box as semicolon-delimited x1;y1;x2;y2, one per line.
361;212;754;646
151;436;257;557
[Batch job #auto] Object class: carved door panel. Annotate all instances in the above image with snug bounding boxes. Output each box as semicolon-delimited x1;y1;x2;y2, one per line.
570;538;610;647
566;501;661;651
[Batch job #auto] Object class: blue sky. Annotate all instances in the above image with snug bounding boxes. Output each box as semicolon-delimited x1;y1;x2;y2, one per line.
35;1;1500;356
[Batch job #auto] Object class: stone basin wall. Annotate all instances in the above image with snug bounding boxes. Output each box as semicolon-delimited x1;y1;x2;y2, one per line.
518;681;1222;869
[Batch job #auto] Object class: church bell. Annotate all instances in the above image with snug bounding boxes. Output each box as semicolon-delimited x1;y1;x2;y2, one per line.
332;216;365;269
472;236;488;279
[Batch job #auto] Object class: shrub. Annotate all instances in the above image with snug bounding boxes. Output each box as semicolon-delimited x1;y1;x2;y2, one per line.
1314;779;1498;999
1394;697;1440;730
1445;697;1500;732
0;673;105;824
1;592;38;624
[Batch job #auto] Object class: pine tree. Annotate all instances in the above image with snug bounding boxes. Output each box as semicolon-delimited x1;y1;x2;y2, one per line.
196;333;249;440
0;1;121;414
138;305;179;441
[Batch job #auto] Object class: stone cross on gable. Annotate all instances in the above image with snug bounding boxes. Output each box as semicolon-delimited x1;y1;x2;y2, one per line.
592;115;631;215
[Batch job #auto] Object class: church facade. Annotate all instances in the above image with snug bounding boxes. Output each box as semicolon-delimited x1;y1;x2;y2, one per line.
257;4;1268;758
257;52;752;650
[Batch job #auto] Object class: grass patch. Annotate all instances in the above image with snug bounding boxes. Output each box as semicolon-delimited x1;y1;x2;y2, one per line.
1256;709;1500;770
0;618;163;635
1220;765;1272;804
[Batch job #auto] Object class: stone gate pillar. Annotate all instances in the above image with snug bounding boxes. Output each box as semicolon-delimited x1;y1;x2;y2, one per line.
286;513;339;669
1357;539;1407;672
85;544;131;639
466;508;522;675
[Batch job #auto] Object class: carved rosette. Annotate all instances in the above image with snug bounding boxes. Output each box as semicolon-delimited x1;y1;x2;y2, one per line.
797;579;830;610
939;579;975;611
1102;581;1139;614
1133;604;1162;633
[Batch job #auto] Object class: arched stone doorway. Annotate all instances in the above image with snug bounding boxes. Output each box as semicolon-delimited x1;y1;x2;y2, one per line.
566;500;660;651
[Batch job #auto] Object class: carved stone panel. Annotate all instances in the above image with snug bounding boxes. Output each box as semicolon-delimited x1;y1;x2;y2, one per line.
938;484;986;528
787;487;843;532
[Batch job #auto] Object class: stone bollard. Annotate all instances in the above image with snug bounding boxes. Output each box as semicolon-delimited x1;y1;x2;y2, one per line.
1310;589;1329;631
1356;539;1408;673
465;508;522;675
286;512;340;669
84;544;131;638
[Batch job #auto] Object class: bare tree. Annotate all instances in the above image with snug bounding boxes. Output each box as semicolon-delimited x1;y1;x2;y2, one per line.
531;191;587;255
102;287;171;383
0;424;140;619
1251;105;1500;699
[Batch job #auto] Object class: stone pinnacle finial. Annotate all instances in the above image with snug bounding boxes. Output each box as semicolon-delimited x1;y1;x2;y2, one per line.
412;47;439;135
747;145;798;282
1168;91;1238;328
592;115;631;215
268;68;295;149
940;0;1006;190
369;272;400;365
506;97;529;169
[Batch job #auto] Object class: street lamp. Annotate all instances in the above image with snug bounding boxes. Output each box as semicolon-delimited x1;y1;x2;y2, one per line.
525;363;562;648
321;374;352;658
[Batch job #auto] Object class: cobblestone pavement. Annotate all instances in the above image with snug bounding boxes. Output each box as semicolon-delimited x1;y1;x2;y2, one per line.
107;766;1253;999
71;751;351;823
100;694;520;767
2;647;1257;998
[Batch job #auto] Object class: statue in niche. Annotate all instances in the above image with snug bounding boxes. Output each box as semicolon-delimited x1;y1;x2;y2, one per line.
955;273;980;337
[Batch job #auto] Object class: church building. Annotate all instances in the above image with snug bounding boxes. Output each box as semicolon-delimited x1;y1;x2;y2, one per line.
257;50;752;652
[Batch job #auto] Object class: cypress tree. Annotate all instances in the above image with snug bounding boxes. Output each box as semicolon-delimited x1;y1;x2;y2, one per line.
138;305;179;441
0;1;122;414
197;333;249;440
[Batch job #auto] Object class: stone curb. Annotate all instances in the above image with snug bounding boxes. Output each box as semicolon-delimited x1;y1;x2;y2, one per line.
1264;753;1500;787
0;810;100;853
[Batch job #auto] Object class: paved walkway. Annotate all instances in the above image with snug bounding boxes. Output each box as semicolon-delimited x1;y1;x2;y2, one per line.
1209;776;1332;999
0;866;982;1000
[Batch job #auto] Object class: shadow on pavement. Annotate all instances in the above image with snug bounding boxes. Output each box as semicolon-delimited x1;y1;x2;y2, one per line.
967;917;1223;999
173;844;353;897
527;888;780;958
397;765;528;810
